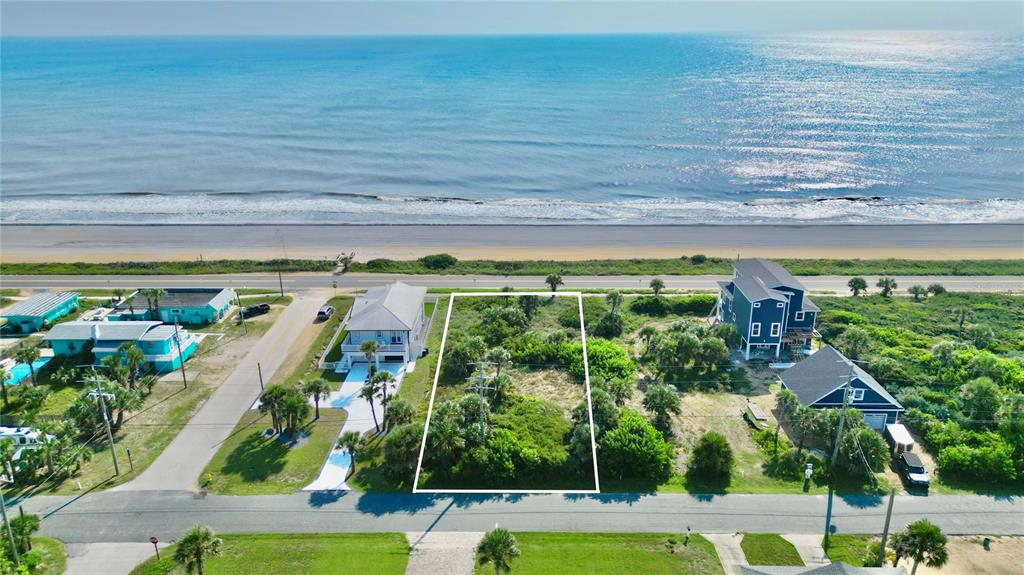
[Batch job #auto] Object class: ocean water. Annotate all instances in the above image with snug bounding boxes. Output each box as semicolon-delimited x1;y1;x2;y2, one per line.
1;33;1022;225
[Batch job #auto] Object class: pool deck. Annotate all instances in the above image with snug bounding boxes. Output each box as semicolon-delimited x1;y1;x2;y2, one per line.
302;362;407;491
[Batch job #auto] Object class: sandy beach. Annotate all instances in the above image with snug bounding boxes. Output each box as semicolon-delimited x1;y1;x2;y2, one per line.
0;224;1021;263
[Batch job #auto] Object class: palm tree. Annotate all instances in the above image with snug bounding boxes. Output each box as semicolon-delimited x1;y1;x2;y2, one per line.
876;277;897;298
649;278;665;296
606;290;623;313
360;381;380;432
140;288;167;320
953;307;974;337
302;378;333;420
642;383;680;432
118;341;145;390
476;527;520;575
125;292;138;317
280;389;311;441
891;519;948;575
360;339;379;374
639;325;657;353
371;370;395;413
258;384;290;434
384;397;414;430
907;285;927;301
927;283;946;296
14;346;41;386
337;430;362;481
484;347;512;379
174;525;223;575
9;513;40;554
847;277;868;296
545;273;563;295
112;288;126;308
0;367;9;410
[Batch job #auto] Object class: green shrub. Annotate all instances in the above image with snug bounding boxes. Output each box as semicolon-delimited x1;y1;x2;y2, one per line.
599;410;674;483
419;253;458;270
688;431;733;480
564;338;635;383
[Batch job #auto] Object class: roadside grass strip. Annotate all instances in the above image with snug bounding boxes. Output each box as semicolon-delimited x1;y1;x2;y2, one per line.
740;533;805;566
413;291;600;493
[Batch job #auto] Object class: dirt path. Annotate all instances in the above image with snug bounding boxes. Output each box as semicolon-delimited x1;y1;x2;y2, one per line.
913;536;1024;575
405;531;484;575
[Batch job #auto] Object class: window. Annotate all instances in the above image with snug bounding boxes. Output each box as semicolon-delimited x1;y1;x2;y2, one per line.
391;333;402;344
751;323;761;337
376;331;383;339
795;311;805;321
850;388;865;402
753;302;761;308
770;323;781;337
777;302;785;308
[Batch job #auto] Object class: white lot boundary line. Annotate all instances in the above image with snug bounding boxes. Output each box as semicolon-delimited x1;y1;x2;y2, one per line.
413;291;600;494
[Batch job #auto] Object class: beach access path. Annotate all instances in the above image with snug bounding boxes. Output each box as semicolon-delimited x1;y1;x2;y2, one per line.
3;273;1022;293
114;290;329;491
22;490;1024;544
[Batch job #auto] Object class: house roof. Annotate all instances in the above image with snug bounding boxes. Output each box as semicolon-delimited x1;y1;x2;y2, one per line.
779;345;902;409
346;282;427;332
43;321;162;342
140;288;234;310
802;298;820;312
733;275;787;303
742;563;906;575
734;258;806;291
1;292;78;318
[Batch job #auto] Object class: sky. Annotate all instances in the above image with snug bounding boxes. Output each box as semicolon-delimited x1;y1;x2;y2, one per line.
2;1;1022;36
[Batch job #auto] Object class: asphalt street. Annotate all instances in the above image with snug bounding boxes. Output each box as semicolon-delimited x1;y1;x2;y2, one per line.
20;490;1024;544
3;273;1022;292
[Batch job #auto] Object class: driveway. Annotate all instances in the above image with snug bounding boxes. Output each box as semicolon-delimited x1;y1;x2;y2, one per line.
114;291;329;491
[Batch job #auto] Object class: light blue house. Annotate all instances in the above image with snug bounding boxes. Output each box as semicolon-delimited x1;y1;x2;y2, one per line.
114;288;235;326
43;320;197;372
1;292;80;333
718;259;819;359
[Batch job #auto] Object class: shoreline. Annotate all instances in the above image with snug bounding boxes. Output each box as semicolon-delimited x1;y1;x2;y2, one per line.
1;223;1021;263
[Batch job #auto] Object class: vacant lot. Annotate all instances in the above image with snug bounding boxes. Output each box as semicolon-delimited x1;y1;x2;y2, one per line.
473;532;724;575
129;533;409;575
913;536;1024;575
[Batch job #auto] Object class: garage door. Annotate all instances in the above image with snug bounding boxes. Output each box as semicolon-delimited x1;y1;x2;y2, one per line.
863;413;887;431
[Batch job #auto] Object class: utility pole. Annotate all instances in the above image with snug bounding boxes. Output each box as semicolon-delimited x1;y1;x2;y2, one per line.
89;367;120;476
0;466;19;568
824;360;856;551
257;362;265;392
173;319;188;389
877;488;896;567
278;271;284;297
236;293;247;335
466;362;496;443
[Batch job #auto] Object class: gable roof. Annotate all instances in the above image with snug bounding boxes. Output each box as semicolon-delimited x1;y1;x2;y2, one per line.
779;345;902;408
346;282;427;332
140;288;234;310
733;275;788;303
742;563;906;575
2;292;78;318
43;321;162;342
734;258;806;291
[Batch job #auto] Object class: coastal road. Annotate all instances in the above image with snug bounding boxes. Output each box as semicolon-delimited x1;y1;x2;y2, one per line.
113;291;328;491
22;491;1024;543
3;273;1022;293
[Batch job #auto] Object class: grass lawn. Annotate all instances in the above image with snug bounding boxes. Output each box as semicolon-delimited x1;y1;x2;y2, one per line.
824;534;875;567
740;534;804;566
129;533;409;575
398;298;449;417
31;536;67;575
472;532;724;575
200;409;346;494
423;300;436;318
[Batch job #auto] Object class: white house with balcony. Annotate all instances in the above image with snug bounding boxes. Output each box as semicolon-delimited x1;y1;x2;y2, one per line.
337;282;428;369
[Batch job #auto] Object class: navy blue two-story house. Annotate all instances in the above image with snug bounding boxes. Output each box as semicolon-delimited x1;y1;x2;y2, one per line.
717;258;819;359
779;345;904;430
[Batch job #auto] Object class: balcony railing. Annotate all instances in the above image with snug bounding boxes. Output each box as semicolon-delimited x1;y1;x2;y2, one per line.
339;343;407;354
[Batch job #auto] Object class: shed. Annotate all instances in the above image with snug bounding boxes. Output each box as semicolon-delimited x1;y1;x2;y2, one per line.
0;292;80;333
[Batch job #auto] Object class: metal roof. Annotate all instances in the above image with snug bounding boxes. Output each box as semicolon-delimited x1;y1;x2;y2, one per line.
734;258;806;291
1;292;78;318
346;282;426;332
43;321;162;342
733;275;787;303
779;345;902;409
139;325;179;341
133;288;234;310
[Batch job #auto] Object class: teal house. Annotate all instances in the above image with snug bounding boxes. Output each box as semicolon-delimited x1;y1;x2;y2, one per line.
115;288;235;326
1;292;80;333
43;320;197;372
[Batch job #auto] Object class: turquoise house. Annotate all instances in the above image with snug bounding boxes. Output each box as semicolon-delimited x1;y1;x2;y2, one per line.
1;292;80;333
115;288;235;326
43;320;197;372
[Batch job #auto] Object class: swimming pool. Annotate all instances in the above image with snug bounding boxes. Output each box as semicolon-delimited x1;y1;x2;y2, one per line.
340;362;404;383
6;357;51;385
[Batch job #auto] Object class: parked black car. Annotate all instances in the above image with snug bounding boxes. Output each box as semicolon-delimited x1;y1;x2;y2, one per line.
240;303;271;319
895;451;930;491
